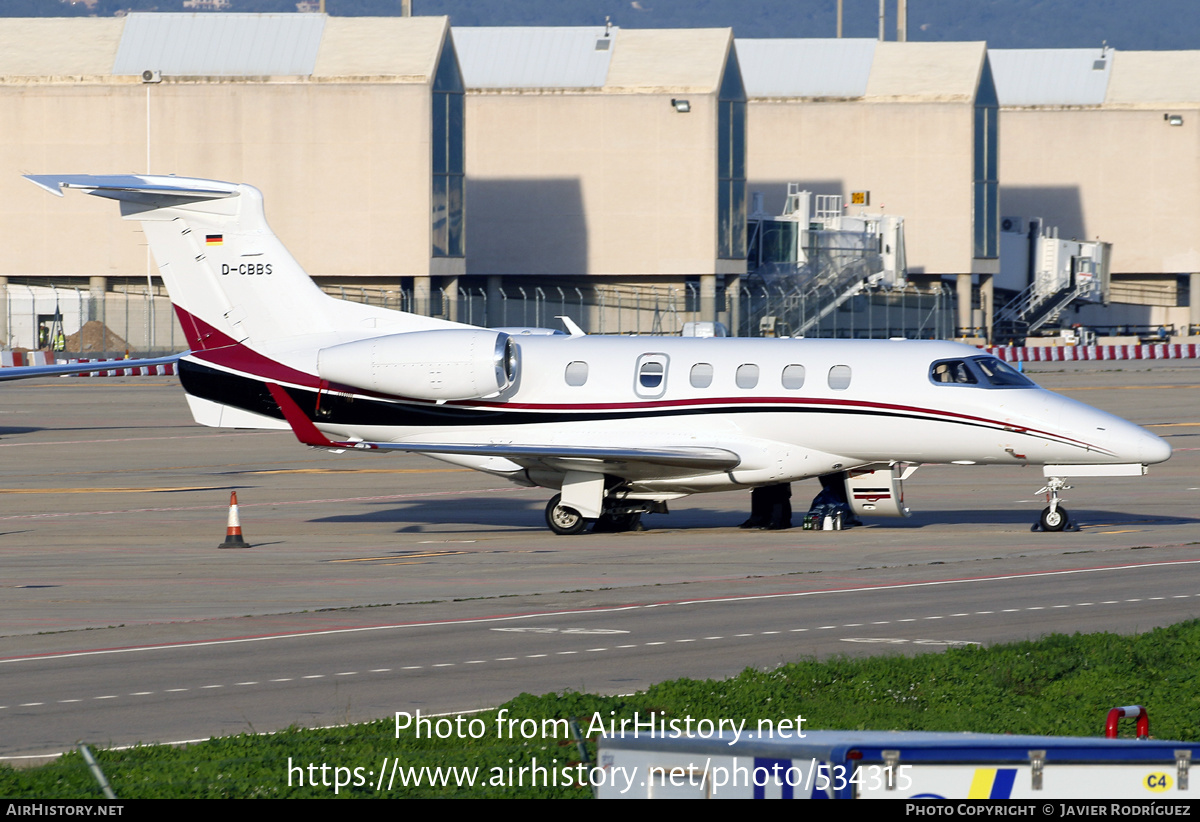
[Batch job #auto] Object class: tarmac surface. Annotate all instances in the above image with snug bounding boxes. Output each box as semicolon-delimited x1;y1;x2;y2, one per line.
0;359;1197;759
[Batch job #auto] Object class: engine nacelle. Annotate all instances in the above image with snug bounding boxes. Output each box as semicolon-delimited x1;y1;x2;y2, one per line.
845;463;913;518
317;329;518;401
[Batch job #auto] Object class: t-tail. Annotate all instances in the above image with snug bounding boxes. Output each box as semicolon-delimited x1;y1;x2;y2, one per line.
26;174;461;350
28;175;516;431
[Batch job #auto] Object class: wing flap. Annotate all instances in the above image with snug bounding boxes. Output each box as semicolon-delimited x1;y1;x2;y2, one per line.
265;382;740;473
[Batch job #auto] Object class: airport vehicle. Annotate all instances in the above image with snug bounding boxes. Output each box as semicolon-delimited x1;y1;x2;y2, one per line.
596;729;1200;799
26;174;1171;534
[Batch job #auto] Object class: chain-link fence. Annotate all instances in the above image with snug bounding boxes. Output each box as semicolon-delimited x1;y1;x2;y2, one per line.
1;281;182;358
1;278;958;358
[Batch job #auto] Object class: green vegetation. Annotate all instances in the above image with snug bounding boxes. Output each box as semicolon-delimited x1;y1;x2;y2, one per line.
5;620;1200;798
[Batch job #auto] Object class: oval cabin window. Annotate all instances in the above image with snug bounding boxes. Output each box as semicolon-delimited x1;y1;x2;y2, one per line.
736;364;759;389
827;365;852;390
781;364;805;389
690;363;714;388
564;361;588;386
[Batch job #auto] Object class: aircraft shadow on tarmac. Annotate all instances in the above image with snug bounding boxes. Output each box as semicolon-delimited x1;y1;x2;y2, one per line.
310;498;1200;533
0;426;42;437
312;497;548;531
903;509;1200;528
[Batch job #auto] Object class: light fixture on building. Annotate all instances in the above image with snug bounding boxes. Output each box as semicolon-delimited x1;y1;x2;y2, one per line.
671;98;690;113
1165;113;1184;126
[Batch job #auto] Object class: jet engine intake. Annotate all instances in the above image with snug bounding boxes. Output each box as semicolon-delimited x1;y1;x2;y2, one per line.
317;329;518;401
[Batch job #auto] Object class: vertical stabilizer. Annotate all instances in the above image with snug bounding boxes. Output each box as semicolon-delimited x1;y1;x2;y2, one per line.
26;174;342;351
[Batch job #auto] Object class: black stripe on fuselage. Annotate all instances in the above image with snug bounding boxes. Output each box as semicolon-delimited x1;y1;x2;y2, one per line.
178;359;1053;438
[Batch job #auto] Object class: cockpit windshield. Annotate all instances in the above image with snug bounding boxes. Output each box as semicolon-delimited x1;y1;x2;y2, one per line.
972;356;1036;387
929;356;1037;389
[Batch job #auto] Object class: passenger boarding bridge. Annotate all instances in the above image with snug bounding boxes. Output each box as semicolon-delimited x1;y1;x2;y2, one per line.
744;185;948;339
993;217;1111;344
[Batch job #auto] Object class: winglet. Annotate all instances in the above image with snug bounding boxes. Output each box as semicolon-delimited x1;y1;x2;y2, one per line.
266;383;339;448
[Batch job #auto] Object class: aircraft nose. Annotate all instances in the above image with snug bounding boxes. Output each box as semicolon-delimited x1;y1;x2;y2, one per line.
1137;428;1172;464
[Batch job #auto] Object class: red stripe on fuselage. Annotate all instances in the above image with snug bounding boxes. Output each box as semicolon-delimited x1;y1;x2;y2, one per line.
170;306;1100;453
174;307;321;388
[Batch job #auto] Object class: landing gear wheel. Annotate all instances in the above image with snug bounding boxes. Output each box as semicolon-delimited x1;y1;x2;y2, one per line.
1040;505;1068;532
545;494;588;535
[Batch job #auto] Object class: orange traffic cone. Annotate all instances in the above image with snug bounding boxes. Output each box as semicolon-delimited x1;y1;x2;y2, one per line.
218;491;250;549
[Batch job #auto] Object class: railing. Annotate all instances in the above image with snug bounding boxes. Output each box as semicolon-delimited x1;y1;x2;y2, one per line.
1;277;958;359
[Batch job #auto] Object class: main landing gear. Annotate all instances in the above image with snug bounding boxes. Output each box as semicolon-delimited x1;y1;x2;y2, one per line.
1032;477;1079;532
545;494;588;535
543;494;656;535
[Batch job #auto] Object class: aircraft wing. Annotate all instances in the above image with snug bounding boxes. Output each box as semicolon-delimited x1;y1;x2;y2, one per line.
266;383;740;475
0;353;185;382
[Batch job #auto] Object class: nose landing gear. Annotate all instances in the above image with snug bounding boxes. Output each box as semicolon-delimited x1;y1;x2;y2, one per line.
1032;477;1079;532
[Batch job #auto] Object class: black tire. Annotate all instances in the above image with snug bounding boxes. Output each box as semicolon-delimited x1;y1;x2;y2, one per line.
1040;505;1068;532
593;512;644;533
545;494;587;535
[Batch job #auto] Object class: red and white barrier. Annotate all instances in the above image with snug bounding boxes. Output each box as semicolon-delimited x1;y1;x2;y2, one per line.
983;343;1200;362
0;350;51;367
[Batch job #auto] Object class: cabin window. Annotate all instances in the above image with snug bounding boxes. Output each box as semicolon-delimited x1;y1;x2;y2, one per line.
690;363;714;388
640;362;664;388
635;353;669;398
735;363;759;389
564;361;588;386
828;365;851;390
781;364;805;389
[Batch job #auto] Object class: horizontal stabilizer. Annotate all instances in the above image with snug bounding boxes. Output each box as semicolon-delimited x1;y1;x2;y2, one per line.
25;174;238;203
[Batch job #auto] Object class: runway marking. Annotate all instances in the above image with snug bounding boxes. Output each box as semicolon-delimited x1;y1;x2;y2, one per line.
333;552;477;564
1062;385;1200;392
0;432;271;449
6;559;1200;668
247;468;470;475
0;486;523;522
14;590;1199;710
0;486;221;495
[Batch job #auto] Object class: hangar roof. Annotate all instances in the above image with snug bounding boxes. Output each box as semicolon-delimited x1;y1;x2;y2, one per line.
0;13;449;81
113;13;326;76
989;48;1112;106
735;38;875;98
0;18;123;76
313;16;448;79
456;26;733;93
1105;50;1200;105
737;39;987;102
454;26;614;88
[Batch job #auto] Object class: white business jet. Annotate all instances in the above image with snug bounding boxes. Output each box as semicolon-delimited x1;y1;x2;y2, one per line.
27;175;1171;534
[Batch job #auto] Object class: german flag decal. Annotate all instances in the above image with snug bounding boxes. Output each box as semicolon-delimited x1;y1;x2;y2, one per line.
206;234;223;246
